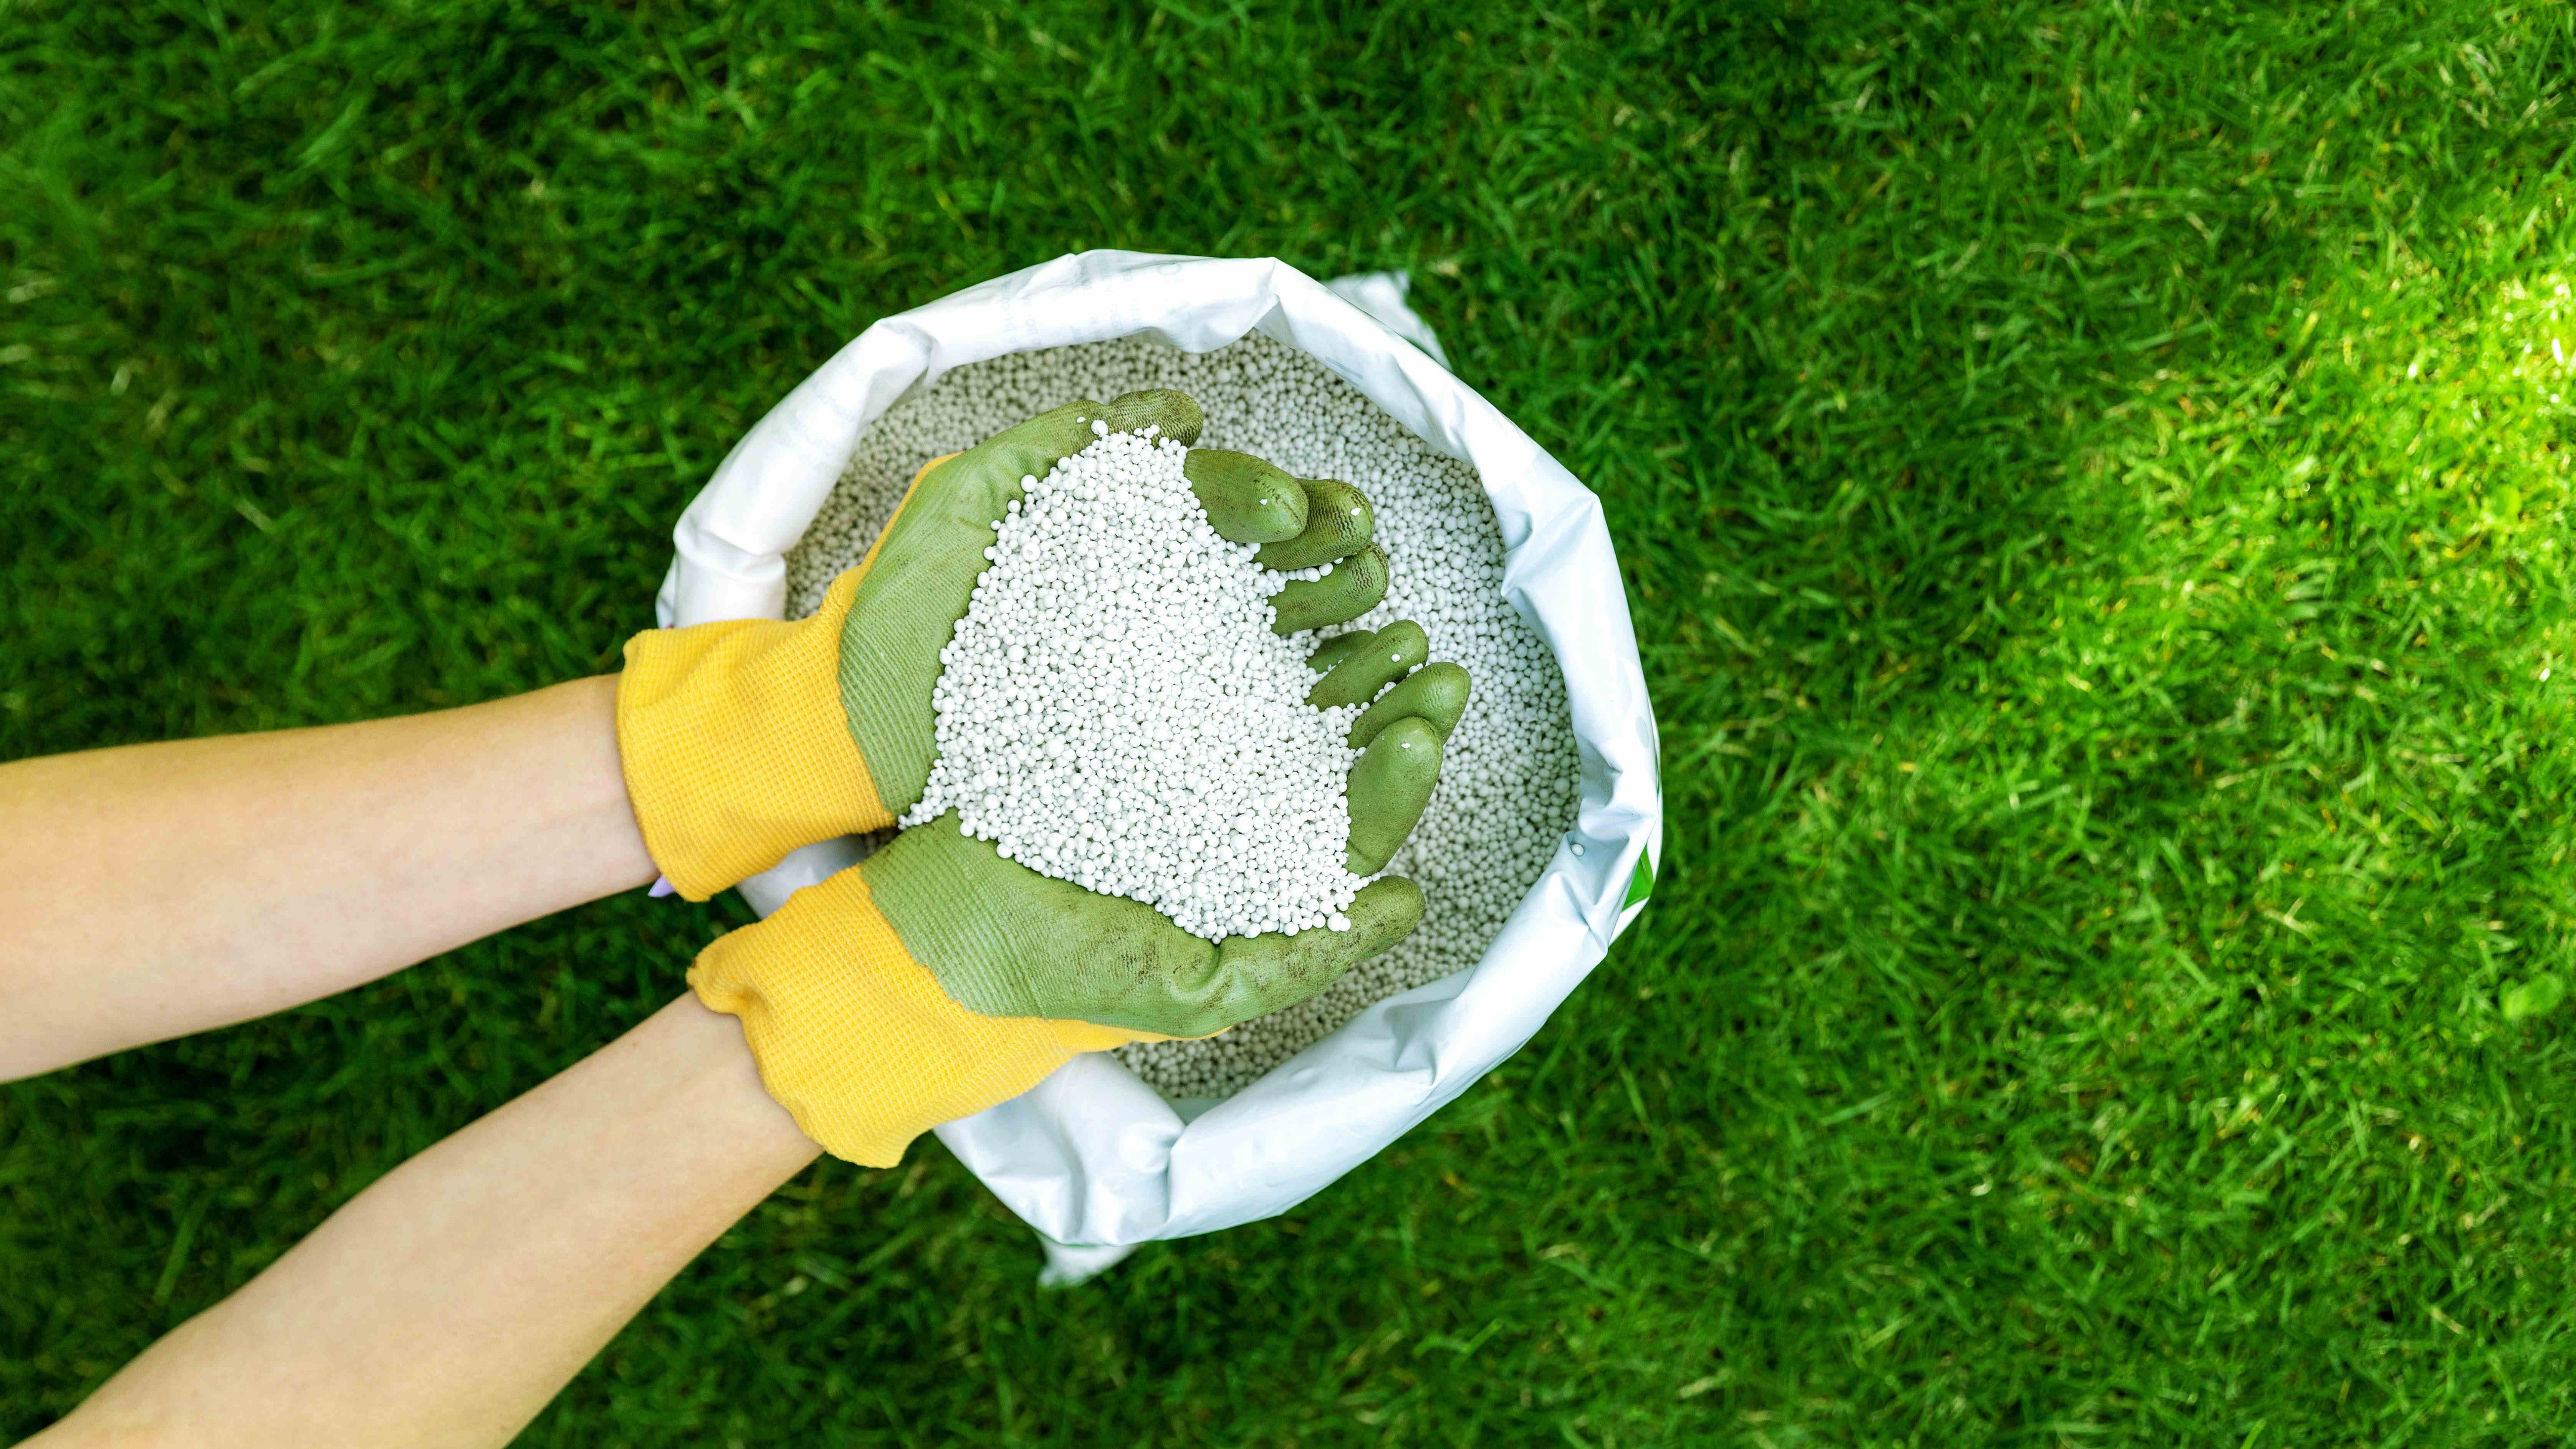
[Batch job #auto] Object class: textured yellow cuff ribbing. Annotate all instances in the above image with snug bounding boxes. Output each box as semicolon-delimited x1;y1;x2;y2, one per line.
688;868;1162;1166
617;568;893;901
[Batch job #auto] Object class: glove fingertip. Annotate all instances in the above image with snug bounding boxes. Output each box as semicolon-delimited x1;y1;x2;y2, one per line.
1347;875;1425;936
1101;388;1205;446
1324;877;1424;962
1270;543;1391;634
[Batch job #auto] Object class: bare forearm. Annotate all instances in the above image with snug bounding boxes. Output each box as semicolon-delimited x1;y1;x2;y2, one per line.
0;677;658;1078
32;995;820;1449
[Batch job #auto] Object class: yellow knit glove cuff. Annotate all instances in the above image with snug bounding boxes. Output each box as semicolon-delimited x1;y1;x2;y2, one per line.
689;868;1162;1166
617;568;893;901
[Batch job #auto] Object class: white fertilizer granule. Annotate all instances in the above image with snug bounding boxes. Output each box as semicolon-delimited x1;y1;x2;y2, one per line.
786;331;1580;1100
902;425;1363;943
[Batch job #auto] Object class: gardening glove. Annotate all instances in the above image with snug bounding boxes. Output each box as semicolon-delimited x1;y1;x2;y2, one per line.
688;823;1427;1164
616;389;1396;901
692;603;1474;1166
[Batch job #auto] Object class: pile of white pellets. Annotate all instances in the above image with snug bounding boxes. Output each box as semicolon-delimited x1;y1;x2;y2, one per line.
785;332;1579;1100
901;423;1364;941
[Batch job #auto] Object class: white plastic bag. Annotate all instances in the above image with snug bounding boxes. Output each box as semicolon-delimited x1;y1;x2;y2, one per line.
655;251;1661;1282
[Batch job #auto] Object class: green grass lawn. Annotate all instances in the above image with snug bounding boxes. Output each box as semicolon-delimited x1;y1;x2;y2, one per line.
8;0;2576;1442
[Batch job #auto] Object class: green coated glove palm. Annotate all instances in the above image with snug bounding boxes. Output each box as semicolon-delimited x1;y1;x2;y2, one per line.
864;619;1473;1035
860;816;1426;1036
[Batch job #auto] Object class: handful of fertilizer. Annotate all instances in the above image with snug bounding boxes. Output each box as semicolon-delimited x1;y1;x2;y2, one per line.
790;333;1578;1099
901;420;1453;944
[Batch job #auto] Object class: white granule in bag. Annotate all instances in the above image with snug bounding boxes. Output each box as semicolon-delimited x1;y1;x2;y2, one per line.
786;332;1580;1100
903;425;1362;942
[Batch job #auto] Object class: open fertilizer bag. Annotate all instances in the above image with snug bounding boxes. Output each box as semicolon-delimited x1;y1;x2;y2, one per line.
654;251;1661;1283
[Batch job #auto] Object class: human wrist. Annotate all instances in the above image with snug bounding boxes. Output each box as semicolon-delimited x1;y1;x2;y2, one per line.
647;993;825;1177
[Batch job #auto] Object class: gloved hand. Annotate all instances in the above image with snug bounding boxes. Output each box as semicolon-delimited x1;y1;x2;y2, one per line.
615;389;1396;901
690;625;1471;1164
688;822;1429;1165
